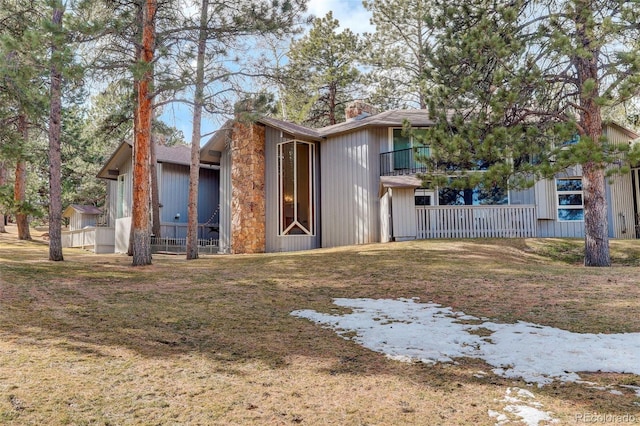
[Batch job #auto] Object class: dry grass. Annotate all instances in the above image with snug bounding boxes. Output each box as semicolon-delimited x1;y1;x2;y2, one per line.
1;225;639;425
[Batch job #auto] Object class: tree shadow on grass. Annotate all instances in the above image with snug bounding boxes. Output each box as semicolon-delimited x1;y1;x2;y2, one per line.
1;238;639;419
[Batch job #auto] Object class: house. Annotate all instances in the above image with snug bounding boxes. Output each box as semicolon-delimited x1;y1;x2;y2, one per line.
95;141;220;253
202;101;640;254
61;204;115;254
63;204;103;229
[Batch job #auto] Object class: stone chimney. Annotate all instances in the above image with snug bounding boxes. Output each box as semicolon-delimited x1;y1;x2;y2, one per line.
230;121;266;254
345;100;378;121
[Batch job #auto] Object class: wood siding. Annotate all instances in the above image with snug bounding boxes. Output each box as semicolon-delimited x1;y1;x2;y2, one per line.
265;127;320;252
320;128;386;247
218;148;232;253
607;171;636;239
119;159;133;218
380;191;391;243
67;211;98;231
159;163;219;225
534;179;556;220
391;188;417;240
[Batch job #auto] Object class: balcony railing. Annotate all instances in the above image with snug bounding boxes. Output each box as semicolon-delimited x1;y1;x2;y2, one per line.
380;147;430;176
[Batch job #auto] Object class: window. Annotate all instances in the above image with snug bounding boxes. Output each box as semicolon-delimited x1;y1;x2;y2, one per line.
556;178;584;221
278;140;315;235
392;128;430;170
438;182;508;206
117;174;126;218
414;188;433;206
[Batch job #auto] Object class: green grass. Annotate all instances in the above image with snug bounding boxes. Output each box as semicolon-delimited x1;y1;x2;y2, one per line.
1;228;639;424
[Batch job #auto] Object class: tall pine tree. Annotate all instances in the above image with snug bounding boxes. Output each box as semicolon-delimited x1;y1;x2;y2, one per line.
282;12;363;127
424;0;640;266
363;0;437;109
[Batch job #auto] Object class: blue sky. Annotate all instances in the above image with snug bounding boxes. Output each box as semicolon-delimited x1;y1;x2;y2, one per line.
159;0;372;144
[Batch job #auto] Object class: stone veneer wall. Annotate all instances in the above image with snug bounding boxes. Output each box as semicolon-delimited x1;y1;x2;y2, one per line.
230;121;266;254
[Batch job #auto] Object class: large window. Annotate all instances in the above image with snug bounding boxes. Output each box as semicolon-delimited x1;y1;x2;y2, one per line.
556;178;584;221
438;182;508;206
278;140;315;235
392;128;430;170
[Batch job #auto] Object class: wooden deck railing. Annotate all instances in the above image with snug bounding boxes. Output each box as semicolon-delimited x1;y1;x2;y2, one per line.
61;227;115;253
416;205;537;239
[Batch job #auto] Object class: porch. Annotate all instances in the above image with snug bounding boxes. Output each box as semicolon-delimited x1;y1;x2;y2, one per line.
62;226;115;254
415;205;537;239
153;222;220;254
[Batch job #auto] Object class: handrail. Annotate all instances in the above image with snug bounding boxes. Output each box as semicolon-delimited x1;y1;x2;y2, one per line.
380;147;430;176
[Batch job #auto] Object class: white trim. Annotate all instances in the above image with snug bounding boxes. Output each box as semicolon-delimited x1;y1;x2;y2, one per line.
277;140;316;236
556;177;585;222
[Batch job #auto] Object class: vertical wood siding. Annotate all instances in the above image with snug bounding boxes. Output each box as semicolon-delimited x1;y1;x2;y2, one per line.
159;163;219;225
120;159;133;218
608;172;636;239
219;149;232;253
391;188;417;240
106;180;118;227
265;127;320;252
320;128;385;247
534;179;556;219
380;191;391;243
510;187;535;206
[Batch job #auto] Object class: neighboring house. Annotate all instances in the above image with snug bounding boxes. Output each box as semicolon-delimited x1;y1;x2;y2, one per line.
61;204;115;254
63;204;103;229
202;101;640;254
96;141;220;253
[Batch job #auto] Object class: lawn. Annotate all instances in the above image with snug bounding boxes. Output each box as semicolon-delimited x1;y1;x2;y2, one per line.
1;226;639;425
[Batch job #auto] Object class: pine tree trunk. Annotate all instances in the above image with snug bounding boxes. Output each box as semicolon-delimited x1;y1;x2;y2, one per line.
128;0;143;257
583;162;610;266
131;0;155;266
575;4;610;267
150;133;161;238
0;161;6;233
48;3;64;262
15;114;31;241
186;0;209;260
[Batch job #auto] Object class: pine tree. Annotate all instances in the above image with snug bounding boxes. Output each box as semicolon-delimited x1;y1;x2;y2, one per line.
424;0;640;267
363;0;437;109
282;12;363;127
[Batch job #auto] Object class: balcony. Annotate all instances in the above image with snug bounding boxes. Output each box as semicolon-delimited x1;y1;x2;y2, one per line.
380;147;430;176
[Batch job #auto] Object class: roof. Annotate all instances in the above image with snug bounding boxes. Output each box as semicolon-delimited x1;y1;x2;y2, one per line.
319;109;436;137
63;204;102;218
258;116;323;141
97;140;203;180
605;121;640;141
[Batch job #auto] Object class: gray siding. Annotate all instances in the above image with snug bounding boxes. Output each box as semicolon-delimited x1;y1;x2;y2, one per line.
391;188;417;241
608;171;636;239
510;187;535;206
537;219;585;238
159;163;219;225
106;180;118;227
265;126;320;252
218;148;232;253
119;159;133;218
68;212;97;230
320;128;385;247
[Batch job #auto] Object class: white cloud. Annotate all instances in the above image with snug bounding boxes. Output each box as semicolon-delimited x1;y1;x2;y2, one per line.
306;0;374;34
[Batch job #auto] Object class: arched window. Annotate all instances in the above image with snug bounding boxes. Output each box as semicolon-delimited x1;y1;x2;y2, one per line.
278;140;315;235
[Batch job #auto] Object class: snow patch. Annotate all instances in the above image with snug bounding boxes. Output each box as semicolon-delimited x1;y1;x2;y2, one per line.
291;298;640;386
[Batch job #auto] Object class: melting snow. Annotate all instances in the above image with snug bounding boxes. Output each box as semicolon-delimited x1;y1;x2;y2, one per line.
490;387;559;426
291;298;640;386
